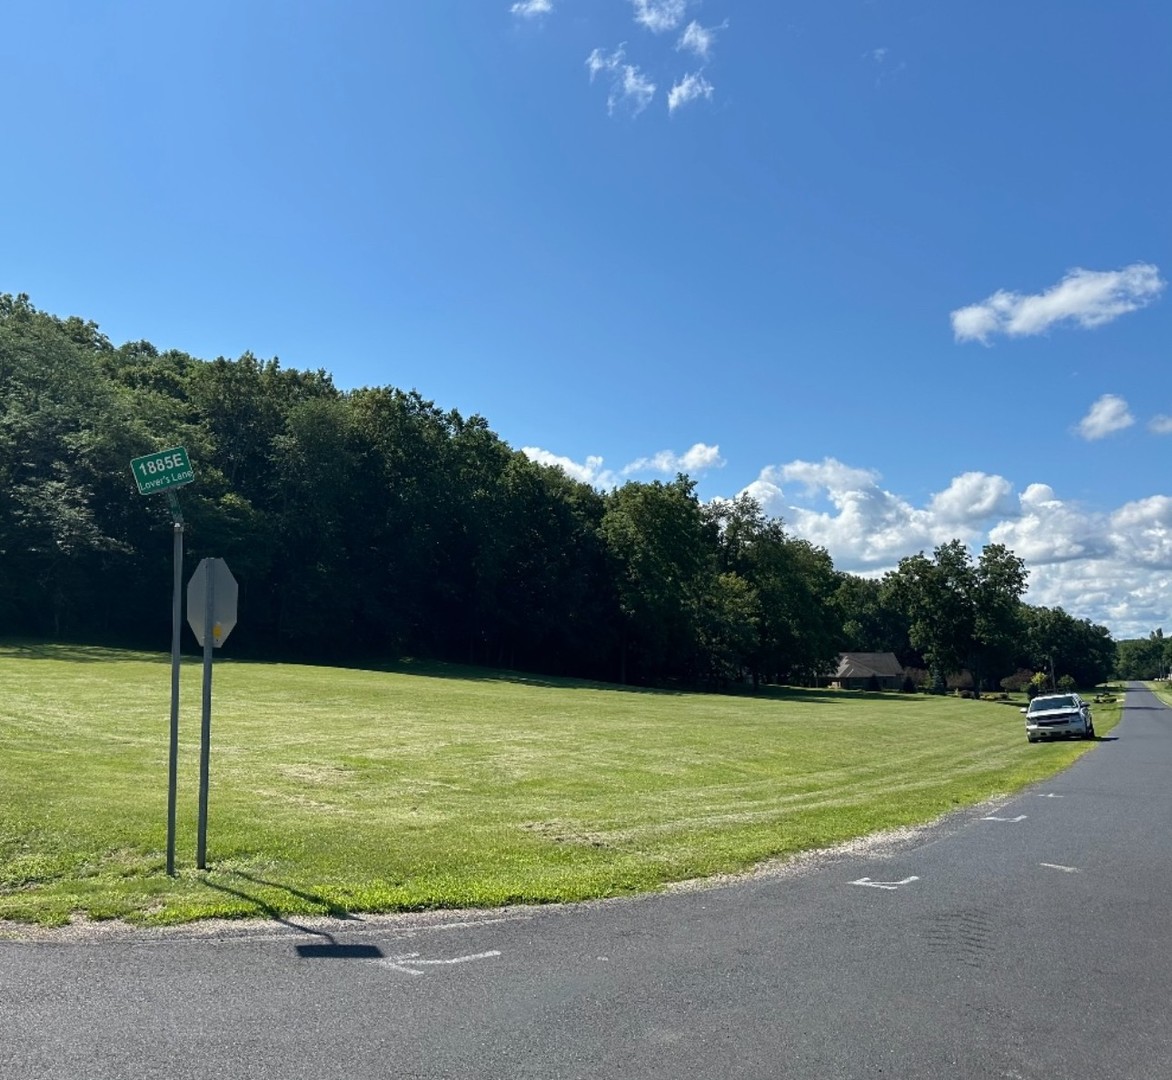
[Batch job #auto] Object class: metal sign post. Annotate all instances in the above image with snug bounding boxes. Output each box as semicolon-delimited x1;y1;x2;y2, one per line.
186;558;239;870
196;565;215;870
129;448;194;878
166;494;184;877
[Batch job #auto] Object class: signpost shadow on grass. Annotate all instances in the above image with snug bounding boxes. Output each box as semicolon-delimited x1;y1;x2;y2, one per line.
231;871;355;920
197;873;384;959
196;872;353;923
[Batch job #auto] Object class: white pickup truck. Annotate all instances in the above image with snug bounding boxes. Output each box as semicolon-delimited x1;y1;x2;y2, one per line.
1022;693;1095;743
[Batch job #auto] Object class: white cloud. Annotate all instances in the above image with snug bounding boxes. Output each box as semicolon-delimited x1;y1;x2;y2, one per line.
1022;559;1161;634
1018;493;1172;633
1076;394;1134;440
623;442;726;476
587;45;624;81
614;65;656;115
928;472;1017;524
951;263;1165;344
741;476;784;514
586;45;656;116
734;460;1167;632
988;485;1112;565
522;447;619;489
679;443;724;471
871;47;888;62
772;458;882;497
667;71;714;113
510;0;553;16
741;459;948;569
525;442;724;486
528;445;1172;637
631;0;687;33
1149;415;1172;435
677;20;727;60
1109;496;1172;569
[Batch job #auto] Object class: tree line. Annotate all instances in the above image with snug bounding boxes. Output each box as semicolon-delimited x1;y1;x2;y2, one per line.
0;293;1116;690
1115;629;1172;681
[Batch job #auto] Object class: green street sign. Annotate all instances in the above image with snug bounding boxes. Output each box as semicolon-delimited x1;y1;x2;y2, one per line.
130;446;195;495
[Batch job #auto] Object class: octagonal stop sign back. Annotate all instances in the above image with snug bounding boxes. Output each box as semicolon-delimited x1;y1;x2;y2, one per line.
186;558;238;648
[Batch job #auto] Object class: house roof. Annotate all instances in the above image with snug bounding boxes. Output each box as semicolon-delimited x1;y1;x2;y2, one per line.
835;652;903;679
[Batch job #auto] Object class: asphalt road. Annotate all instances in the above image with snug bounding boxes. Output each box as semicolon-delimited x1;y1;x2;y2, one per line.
4;684;1172;1079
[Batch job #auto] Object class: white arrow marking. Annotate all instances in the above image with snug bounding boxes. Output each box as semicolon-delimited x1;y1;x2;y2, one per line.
982;814;1027;822
374;952;424;976
373;950;501;976
1040;863;1080;873
849;876;919;891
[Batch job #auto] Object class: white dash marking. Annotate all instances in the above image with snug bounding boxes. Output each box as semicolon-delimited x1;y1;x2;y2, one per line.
1036;793;1064;798
1040;863;1080;873
982;814;1027;822
849;876;919;891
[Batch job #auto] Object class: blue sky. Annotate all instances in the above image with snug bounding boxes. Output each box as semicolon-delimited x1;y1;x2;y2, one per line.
4;1;1170;636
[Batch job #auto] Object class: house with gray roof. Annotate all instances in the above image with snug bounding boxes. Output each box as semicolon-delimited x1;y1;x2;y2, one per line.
832;652;904;690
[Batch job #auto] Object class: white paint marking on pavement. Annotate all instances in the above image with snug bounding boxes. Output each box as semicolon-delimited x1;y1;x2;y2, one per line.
849;876;919;891
1036;793;1064;798
372;950;501;976
1040;863;1080;873
374;952;424;976
982;814;1027;822
408;950;501;966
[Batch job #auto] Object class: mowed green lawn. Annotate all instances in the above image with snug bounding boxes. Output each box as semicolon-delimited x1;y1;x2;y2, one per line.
0;643;1121;927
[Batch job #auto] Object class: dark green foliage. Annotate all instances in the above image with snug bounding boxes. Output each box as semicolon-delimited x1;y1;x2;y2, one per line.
0;294;1116;688
881;541;1029;693
1115;629;1171;681
1022;605;1115;688
831;573;913;662
0;295;646;679
602;476;721;683
1;295;142;638
705;494;841;688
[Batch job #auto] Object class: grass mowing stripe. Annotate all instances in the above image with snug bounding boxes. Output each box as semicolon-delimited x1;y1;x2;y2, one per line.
0;642;1122;926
